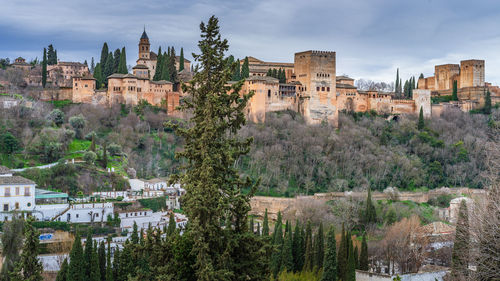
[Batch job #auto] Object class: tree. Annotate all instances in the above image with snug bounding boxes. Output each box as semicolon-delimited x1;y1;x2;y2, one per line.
104;52;114;86
98;241;106;281
484;90;492;114
266;68;272;77
321;226;337;281
69;114;86;139
281;227;294;273
118;47;127;74
451;200;470;280
113;49;121;73
0;131;20;154
359;234;369;271
418;107;425;130
101;142;108;169
49;109;65;126
395;68;400;93
179;47;185;72
153;47;162;81
47;44;57;65
106;238;113;281
42;48;47;88
232;59;241;81
292;221;304;272
167;212;176;236
10;219;43;281
83;151;97;164
314;222;324;269
168;47;178;83
354;245;359;269
303;221;313;272
271;212;284;277
93;63;103;89
346;240;356;281
131;221;139;244
90;243;101;281
249;217;254;233
241;56;250;78
364;188;377;224
100;43;109;70
262;209;269;236
56;258;69;281
169;16;262;280
452;80;458;101
84;229;93;278
90;57;95;74
337;224;347;280
1;214;24;280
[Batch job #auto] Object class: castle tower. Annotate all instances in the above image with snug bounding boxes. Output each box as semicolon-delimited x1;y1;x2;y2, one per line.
139;28;150;60
460;60;485;88
294;50;337;126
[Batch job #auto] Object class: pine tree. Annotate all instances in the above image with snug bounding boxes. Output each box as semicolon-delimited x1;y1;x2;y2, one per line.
337;224;347;280
484;90;492;114
359;234;369;271
117;47;127;74
179;47;185;72
418;107;425;130
232;59;241;80
321;226;337;281
90;243;100;281
131;221;139;244
153;47;162;81
364;188;377;224
241;56;250;78
167;212;176;236
90;57;95;74
84;229;93;278
102;142;108;169
395;68;400;93
451;200;470;280
452;80;458;101
56;258;69;281
10;219;43;281
105;238;113;281
169;16;263;279
292;221;303;272
98;241;106;281
346;240;356;281
47;44;57;65
262;209;269;236
68;232;84;281
303;221;313;271
113;49;120;73
42;48;47;88
281;226;294;273
314;222;325;269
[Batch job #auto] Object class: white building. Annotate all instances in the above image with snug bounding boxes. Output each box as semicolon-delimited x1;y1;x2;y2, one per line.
0;166;36;219
129;179;145;191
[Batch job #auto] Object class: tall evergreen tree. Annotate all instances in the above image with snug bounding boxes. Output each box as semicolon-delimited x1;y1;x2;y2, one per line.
280;226;294;273
168;47;178;83
354;245;359;269
84;229;93;278
90;244;100;281
249;217;254;234
292;221;303;272
117;47;127;74
262;209;269;236
346;240;356;281
1;214;24;280
98;241;106;281
90;57;95;74
167;212;176;236
364;188;377;224
111;248;119;281
9;219;43;281
56;258;69;281
451;200;470;280
321;226;337;281
131;221;139;244
47;44;57;65
169;16;263;280
484;90;492;114
100;43;109;68
232;59;241;81
113;49;121;73
101;142;108;169
270;213;284;277
105;238;113;281
418;107;425;130
179;47;185;72
272;211;282;244
314;222;325;269
68;232;85;281
104;52;114;86
303;221;313;271
272;68;278;79
42;48;47;88
241;56;250;78
359;234;369;271
337;224;347;280
266;68;272;77
161;51;170;81
395;68;400;93
93;63;103;89
452;80;458;101
153;47;163;81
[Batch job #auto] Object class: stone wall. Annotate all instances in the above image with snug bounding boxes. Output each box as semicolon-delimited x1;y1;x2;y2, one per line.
460;60;485;88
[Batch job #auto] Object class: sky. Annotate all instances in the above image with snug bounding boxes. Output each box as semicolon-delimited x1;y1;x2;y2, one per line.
2;0;500;84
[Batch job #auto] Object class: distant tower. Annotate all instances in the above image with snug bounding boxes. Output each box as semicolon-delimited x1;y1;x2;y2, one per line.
139;27;150;60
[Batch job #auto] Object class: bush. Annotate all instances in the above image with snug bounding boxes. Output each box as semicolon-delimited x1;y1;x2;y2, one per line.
69;114;86;139
138;196;166;212
83;151;97;164
48;109;65;126
427;194;453;208
107;143;122;156
32;221;70;231
85;131;97;141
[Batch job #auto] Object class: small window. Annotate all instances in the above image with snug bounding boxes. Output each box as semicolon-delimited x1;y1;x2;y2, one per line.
15;187;20;195
27;202;32;207
15;202;19;209
96;213;99;217
322;87;325;91
327;87;330;92
316;87;320;91
3;204;8;211
5;187;10;197
76;214;79;218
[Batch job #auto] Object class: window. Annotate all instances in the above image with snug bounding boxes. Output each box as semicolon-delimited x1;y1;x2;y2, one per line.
15;202;19;209
322;87;325;91
3;204;8;211
27;202;31;207
316;87;320;91
95;213;99;217
84;84;88;88
15;187;20;195
76;214;79;218
24;187;30;196
268;90;271;98
5;187;10;197
327;87;330;92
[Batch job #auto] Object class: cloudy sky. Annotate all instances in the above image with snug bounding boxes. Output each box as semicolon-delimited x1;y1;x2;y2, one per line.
2;0;500;84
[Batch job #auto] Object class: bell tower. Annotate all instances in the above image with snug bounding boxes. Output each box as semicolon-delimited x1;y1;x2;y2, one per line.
139;27;150;60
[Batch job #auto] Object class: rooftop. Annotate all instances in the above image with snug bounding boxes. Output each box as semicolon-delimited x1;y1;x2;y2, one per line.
245;76;279;83
141;29;149;40
0;176;35;185
0;166;12;175
132;64;149;69
336;83;357;89
337;75;354;81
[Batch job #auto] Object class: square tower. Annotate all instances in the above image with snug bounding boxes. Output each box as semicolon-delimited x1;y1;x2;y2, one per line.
294;50;337;126
434;64;459;91
460;60;485;88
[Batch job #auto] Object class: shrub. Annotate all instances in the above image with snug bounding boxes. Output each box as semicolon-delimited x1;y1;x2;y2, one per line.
138;197;166;212
107;143;122;156
83;151;97;164
48;109;65;126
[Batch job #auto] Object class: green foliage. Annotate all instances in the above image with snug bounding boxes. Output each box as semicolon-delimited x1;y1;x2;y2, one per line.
48;109;65;126
451;200;470;280
431;95;453;104
47;44;58;65
483;90;492;114
418;107;425;130
56;258;68;281
359;234;368;271
427;194;453;208
117;47;127;74
179;47;185;72
1;215;24;280
241;56;250;78
138;196;166;212
0;131;20;154
276;270;321;281
303;221;313;272
42;48;47;88
131;221;139;244
364;188;377;224
69;114;86;139
32;221;70;231
10;219;44;281
314;223;324;269
83;151;97;164
93;63;104;89
452;80;458;101
321;226;337;281
263;209;270;236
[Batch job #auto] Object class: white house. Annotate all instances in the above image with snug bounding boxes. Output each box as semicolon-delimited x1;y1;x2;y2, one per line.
0;166;36;219
144;178;168;190
129;179;145;191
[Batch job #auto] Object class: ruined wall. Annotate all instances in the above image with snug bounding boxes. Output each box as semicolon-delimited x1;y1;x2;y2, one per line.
36;88;73;101
390;99;415;114
294;51;337;126
460;60;485;88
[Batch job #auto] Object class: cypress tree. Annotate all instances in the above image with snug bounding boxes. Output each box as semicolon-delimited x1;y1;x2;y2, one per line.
395;68;400;93
117;47;127;74
47;44;57;65
56;258;69;281
484;90;492;114
337;224;347;280
272;68;278;79
112;247;119;281
90;243;100;281
272;211;282;244
256;222;260;236
68;232;85;281
241;56;250;78
102;142;108;169
314;222;325;269
42;48;47;88
105;238;113;281
169;47;177;83
167;212;176;236
153;47;162;81
10;219;43;281
104;52;114;85
98;241;106;281
270;213;284;277
266;68;272;77
179;47;185;72
90;134;96;152
452;80;458;101
359;234;369;271
262;209;269;236
84;229;93;278
249;217;254;234
90;57;95;74
161;51;170;81
364;188;377;224
292;221;303;272
232;59;241;80
281;226;294;273
93;63;103;89
131;221;139;244
418;107;425;130
169;16;264;279
100;43;109;69
451;200;470;280
113;49;120;73
321;226;337;281
346;241;356;281
303;221;313;271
